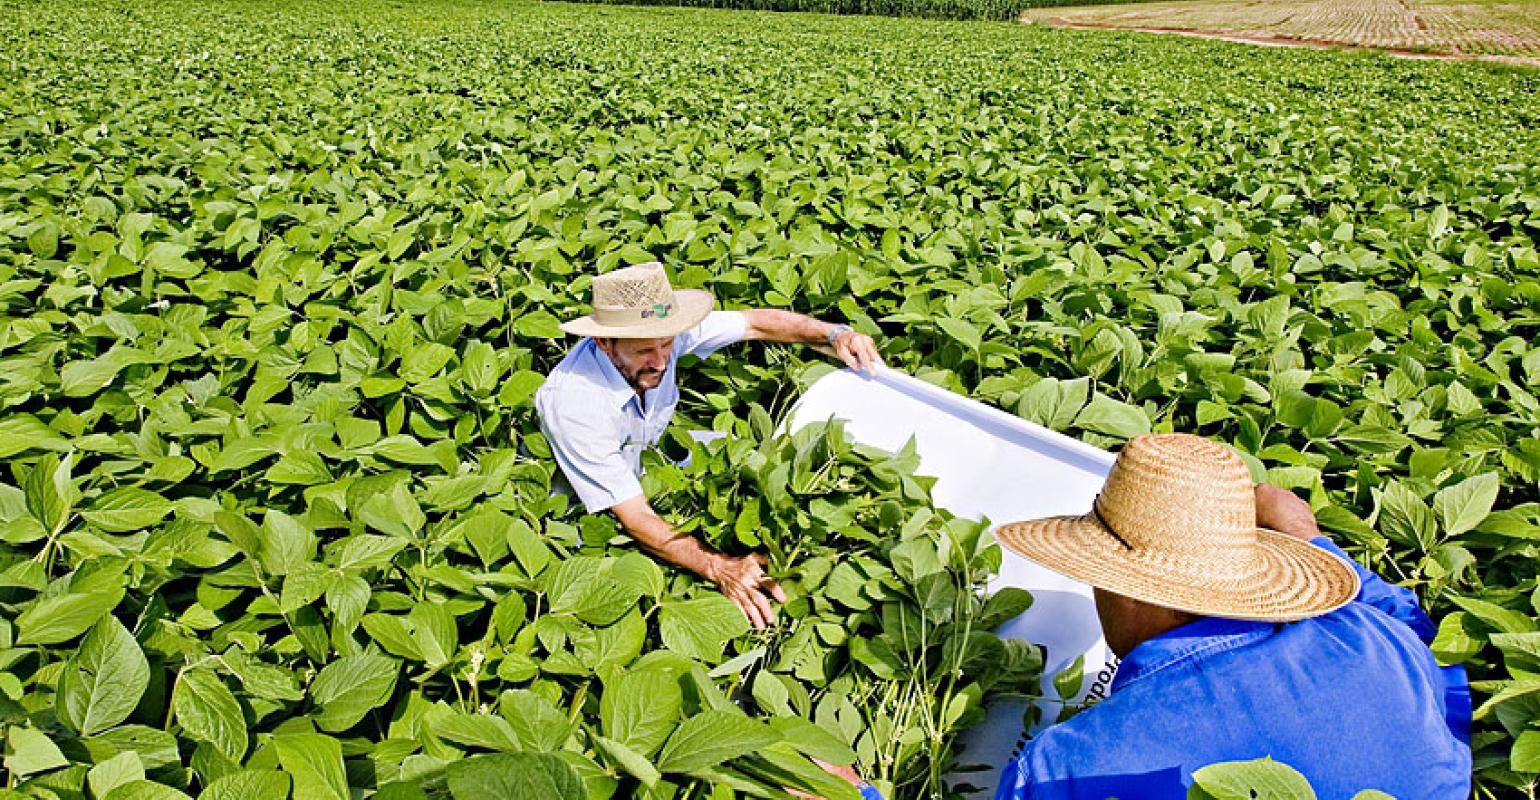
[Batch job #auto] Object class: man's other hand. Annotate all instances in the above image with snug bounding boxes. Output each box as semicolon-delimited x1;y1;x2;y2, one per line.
787;758;865;799
1254;483;1322;542
833;329;883;376
709;552;788;630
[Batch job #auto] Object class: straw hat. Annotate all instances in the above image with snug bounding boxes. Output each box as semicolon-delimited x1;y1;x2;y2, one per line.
995;434;1360;622
559;262;714;339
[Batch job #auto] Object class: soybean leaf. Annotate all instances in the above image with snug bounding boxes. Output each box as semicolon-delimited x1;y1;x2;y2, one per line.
3;726;68;777
201;770;293;800
600;667;683;757
310;653;399;732
1073;393;1150;439
1433;473;1500;538
17;577;126;645
655;711;781;774
1187;757;1315;799
658;597;749;663
274;733;348;800
81;488;172;533
58;616;150;736
446;753;586;800
172;670;248;761
87;752;146;799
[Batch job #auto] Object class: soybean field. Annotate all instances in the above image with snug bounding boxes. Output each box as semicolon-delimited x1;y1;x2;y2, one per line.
1;1;1539;799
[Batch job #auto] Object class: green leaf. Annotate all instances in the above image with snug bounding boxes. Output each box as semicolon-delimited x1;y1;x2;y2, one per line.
767;717;858;765
936;317;981;352
500;690;574;752
356;482;425;538
658;596;750;663
58;616;150;736
1449;596;1536;634
274;733;348;800
1513;730;1540;773
17;578;126;645
1376;481;1436;550
1430;612;1483;665
23;453;74;535
592;734;662;787
497;370;546;407
408;603;458;668
446;753;586;800
434;713;523;752
310;654;398;732
87;752;145;799
3;726;68;777
82;725;180;770
103;782;195;800
0;414;70;459
1187;758;1315;800
514;311;565;339
201;770;293;800
1433;473;1500;538
1052;654;1085;700
1073;393;1150;439
172;669;248;761
259;510;316;576
655;710;781;774
81;488;173;533
601;667;682;757
1016;377;1091;431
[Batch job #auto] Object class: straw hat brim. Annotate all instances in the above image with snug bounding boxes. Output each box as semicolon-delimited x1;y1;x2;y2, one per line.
993;513;1361;622
559;289;715;339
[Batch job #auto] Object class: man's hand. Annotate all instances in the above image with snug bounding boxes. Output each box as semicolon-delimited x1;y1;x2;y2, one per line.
787;758;865;799
708;552;787;630
612;496;787;628
740;310;884;376
833;328;883;376
1254;484;1322;542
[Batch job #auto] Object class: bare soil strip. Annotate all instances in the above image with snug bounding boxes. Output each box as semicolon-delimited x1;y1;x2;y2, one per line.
1035;16;1540;67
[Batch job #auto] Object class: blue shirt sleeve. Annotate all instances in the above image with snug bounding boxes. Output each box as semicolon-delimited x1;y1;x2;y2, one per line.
675;310;747;359
859;784;885;800
1310;535;1435;642
535;389;643;514
1311;535;1472;744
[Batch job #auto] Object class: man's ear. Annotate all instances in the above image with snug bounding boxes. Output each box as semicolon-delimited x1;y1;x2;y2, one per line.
594;337;615;355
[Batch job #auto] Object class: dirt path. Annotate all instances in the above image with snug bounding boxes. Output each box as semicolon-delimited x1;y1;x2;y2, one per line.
1034;16;1540;66
1022;0;1540;67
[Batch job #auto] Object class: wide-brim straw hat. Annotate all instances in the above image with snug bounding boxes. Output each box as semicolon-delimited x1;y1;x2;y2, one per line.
995;434;1360;622
559;261;714;339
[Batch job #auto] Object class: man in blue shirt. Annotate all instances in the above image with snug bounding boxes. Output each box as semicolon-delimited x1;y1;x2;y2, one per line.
811;433;1470;799
536;262;881;628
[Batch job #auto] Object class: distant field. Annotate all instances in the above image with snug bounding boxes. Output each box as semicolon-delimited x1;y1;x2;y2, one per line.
1021;0;1540;58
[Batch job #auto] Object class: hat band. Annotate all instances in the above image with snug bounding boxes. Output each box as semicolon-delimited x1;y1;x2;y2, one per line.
593;301;676;326
1091;498;1135;551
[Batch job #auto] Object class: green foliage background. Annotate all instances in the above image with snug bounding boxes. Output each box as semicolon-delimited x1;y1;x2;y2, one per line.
1;0;1539;797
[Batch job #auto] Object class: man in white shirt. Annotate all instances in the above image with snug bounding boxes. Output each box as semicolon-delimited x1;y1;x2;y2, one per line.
535;262;881;628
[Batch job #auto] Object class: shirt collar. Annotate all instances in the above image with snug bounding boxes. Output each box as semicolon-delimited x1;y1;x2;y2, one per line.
1111;616;1277;693
579;338;642;411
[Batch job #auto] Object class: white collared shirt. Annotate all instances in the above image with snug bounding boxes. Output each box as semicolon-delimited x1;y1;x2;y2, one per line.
534;311;747;512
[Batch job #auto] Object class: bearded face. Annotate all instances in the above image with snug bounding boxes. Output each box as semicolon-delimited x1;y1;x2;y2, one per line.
596;336;675;395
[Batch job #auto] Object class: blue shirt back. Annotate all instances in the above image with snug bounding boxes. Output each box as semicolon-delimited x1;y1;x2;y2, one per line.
992;537;1471;799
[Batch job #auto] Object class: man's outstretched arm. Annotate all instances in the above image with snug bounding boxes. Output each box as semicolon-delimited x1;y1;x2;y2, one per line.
610;494;787;629
740;309;883;375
